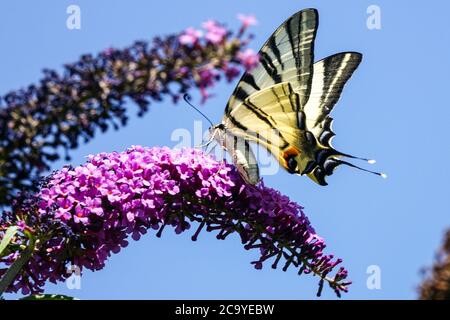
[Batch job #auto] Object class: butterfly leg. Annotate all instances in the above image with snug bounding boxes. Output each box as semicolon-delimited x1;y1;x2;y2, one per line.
194;127;219;150
194;136;214;149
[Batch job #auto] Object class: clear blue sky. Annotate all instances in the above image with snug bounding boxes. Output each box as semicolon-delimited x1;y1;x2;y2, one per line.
1;0;449;299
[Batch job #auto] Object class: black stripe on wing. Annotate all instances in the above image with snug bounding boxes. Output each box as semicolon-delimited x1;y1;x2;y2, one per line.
259;52;283;83
225;114;278;148
243;100;289;147
285;9;317;106
242;73;261;91
268;36;284;69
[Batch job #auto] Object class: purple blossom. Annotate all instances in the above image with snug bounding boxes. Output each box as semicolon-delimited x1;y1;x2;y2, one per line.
237;14;258;28
198;67;218;88
238;48;260;71
197;67;220;103
223;64;241;82
179;27;203;45
202;20;227;44
0;146;350;297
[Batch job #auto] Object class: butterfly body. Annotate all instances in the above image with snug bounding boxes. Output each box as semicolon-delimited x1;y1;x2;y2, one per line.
210;123;260;185
210;8;383;185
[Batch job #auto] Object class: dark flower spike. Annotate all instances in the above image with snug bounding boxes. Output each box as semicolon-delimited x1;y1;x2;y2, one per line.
419;229;450;300
0;17;257;207
0;146;350;297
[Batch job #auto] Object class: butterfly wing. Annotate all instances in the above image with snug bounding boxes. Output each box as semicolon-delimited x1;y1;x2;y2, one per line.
225;8;318;113
304;52;362;145
221;9;370;185
218;130;260;185
224;52;363;185
302;52;363;184
224;82;315;176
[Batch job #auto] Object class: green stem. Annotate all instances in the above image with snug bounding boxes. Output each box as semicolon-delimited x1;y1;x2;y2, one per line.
0;237;36;295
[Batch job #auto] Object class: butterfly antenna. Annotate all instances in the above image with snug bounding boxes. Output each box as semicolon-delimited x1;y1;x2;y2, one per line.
337;159;387;179
183;94;214;127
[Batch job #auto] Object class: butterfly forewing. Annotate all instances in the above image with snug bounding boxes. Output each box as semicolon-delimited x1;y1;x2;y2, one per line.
225;8;318;113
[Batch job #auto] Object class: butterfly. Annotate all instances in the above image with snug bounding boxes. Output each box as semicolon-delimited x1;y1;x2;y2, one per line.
205;8;385;185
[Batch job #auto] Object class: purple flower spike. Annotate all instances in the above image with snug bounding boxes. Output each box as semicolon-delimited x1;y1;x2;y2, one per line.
0;146;350;297
0;16;257;207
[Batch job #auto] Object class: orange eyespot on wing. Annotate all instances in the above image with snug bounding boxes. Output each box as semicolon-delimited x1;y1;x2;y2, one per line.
283;146;300;158
280;146;301;173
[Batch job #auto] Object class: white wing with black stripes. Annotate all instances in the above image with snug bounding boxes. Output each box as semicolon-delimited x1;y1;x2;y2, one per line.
218;129;260;185
304;52;362;143
225;8;318;113
214;8;383;185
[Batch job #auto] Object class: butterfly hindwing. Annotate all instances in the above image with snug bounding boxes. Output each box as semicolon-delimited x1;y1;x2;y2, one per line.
223;134;260;185
304;52;362;146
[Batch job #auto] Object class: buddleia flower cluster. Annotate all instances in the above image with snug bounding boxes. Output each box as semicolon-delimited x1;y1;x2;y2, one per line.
0;15;259;207
0;146;350;297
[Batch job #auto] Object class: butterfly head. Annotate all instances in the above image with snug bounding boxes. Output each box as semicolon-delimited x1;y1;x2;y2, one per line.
208;123;225;137
203;123;225;148
210;123;225;131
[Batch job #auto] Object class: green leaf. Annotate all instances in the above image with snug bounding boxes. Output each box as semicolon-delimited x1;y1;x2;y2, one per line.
0;236;35;295
20;294;78;300
0;226;18;257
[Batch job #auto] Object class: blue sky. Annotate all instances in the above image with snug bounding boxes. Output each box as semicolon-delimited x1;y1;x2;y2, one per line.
1;0;449;299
